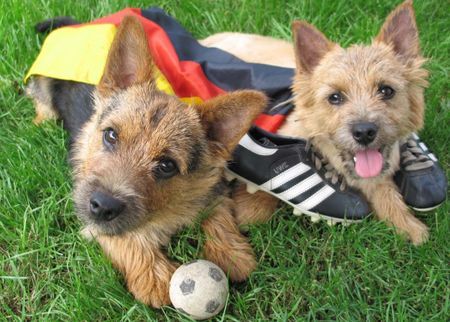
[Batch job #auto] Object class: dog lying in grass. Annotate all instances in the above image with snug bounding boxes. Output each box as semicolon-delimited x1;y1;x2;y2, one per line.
201;0;431;244
26;16;267;307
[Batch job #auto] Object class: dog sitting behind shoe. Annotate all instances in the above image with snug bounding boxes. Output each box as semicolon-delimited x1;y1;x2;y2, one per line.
26;16;267;307
201;0;431;244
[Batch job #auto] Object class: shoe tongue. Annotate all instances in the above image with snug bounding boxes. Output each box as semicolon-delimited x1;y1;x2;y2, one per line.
355;149;383;178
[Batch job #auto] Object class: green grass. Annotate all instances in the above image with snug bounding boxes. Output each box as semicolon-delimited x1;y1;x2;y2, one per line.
0;0;449;320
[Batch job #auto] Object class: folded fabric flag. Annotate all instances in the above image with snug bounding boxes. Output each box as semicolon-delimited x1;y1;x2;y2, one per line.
26;7;295;133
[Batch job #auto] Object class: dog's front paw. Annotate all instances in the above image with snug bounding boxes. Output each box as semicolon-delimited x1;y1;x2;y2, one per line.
203;240;257;282
127;265;175;308
401;215;429;245
226;248;257;282
131;286;170;308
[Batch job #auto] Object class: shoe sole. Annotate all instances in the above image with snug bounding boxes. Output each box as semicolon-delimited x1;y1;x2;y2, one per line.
411;202;444;212
225;168;363;225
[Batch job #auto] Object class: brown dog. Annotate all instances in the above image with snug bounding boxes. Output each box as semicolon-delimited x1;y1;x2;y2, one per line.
27;16;267;307
201;1;430;245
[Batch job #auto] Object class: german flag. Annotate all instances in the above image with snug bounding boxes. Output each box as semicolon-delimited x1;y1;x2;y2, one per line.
26;7;295;133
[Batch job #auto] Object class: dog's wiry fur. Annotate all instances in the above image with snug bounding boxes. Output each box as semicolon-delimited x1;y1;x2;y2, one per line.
27;16;267;307
201;1;430;244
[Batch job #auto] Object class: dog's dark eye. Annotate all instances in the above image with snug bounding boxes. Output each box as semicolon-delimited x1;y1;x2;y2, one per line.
155;158;179;179
328;92;344;105
103;128;118;147
378;85;395;100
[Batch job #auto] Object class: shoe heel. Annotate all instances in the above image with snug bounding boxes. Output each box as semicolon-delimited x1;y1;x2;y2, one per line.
246;183;259;194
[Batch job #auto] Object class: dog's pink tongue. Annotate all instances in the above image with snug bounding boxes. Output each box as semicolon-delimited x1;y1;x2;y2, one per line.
354;149;383;178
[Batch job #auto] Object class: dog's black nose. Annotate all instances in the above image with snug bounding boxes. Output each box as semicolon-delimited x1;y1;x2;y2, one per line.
352;122;378;145
89;191;125;221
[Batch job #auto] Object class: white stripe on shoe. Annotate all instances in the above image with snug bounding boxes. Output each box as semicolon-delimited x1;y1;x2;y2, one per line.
296;185;335;210
239;135;277;156
277;173;323;201
419;142;428;152
260;163;310;190
428;153;438;162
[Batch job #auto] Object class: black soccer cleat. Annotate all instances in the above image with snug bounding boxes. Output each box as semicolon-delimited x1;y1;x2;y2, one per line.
227;126;371;225
395;133;448;212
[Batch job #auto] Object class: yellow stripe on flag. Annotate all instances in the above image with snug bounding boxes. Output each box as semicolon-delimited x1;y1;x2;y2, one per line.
25;24;117;85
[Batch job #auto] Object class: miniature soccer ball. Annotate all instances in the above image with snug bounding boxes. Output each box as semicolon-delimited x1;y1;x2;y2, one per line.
169;260;229;320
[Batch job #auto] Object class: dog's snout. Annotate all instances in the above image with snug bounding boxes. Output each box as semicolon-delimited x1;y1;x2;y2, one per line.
352;122;378;145
89;191;125;221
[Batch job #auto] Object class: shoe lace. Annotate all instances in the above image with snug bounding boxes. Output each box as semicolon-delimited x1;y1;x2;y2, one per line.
304;141;347;191
401;137;434;171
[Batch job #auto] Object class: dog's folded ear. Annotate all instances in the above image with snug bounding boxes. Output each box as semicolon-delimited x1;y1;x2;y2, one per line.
194;91;267;157
291;21;335;73
375;0;420;60
98;16;154;96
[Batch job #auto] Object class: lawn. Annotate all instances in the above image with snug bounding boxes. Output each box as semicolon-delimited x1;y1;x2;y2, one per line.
0;0;448;321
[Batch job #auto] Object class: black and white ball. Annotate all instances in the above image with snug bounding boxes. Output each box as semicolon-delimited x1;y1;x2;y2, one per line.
169;260;228;320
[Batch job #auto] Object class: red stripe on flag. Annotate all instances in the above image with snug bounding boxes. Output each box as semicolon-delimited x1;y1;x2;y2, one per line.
253;114;285;133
